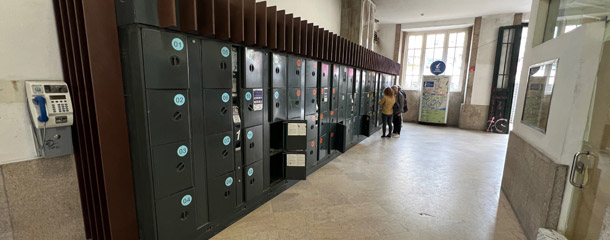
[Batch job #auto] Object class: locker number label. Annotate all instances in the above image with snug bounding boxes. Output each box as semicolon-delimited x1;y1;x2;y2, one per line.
274;91;279;99
225;177;234;186
248;168;254;176
172;38;184;51
222;93;230;103
221;47;230;57
247;130;253;140
174;94;185;106
181;195;192;206
245;92;252;101
223;136;231;146
177;145;188;157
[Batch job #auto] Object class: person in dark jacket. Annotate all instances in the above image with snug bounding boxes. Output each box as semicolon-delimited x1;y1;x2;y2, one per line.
391;85;407;138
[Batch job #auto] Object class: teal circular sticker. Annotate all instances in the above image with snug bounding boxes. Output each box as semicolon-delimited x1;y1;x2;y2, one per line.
248;168;254;176
177;145;188;157
172;38;184;51
181;194;192;206
245;92;252;101
247;130;253;139
225;177;234;186
221;47;230;57
274;91;279;99
221;92;230;103
174;94;185;106
223;136;231;146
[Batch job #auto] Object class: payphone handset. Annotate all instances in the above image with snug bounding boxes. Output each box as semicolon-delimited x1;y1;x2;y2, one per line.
25;81;74;128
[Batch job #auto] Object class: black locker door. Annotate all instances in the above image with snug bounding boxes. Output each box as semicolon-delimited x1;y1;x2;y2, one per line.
205;131;234;177
151;141;194;199
271;54;287;88
305;88;318;116
241;88;264;128
201;39;233;89
155;189;196;240
208;172;237;221
243;125;263;165
287;56;304;88
287;88;304;120
270;88;287;122
320;63;330;88
141;29;188;89
243;48;264;89
146;90;190;146
306;114;318;141
319;111;330;136
306;139;317;167
319;87;329;113
338;93;346;122
203;89;233;135
244;160;264;201
305;60;318;88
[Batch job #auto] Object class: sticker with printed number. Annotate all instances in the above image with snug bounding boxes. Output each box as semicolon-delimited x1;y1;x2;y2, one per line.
177;145;188;157
274;91;280;99
174;94;185;106
247;130;253;140
221;47;230;57
248;168;254;176
223;136;231;146
181;195;192;206
222;92;230;103
225;177;234;186
172;38;184;51
245;92;252;101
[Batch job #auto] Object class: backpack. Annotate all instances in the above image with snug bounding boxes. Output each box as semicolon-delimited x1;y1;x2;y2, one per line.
400;91;408;112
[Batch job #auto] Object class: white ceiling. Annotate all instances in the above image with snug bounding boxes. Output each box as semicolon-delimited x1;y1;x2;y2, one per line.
374;0;533;24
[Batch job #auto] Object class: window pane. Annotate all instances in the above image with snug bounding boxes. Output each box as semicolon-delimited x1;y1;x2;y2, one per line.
426;34;435;48
448;33;457;48
457;32;466;47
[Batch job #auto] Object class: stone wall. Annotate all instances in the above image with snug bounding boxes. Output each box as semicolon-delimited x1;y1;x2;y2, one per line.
501;132;568;240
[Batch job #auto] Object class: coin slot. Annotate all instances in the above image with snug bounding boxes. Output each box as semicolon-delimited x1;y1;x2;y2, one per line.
220;106;228;115
170;56;180;66
180;211;189;221
224;190;231;198
220;61;227;70
275;67;280;74
222;150;229;158
249;64;255;72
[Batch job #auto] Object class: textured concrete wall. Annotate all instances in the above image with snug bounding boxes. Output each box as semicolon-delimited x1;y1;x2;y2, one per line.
403;90;420;122
502;132;568;240
0;156;86;240
459;104;489;131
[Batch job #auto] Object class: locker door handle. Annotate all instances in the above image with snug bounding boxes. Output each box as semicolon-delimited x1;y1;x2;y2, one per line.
180;211;189;221
224;190;231;198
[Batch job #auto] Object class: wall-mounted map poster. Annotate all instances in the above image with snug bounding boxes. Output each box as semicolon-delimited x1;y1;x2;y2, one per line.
419;75;450;124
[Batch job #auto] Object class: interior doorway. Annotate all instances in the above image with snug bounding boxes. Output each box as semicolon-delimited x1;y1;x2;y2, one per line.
486;23;528;134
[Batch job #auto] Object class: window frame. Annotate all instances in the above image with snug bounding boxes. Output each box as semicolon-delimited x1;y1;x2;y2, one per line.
401;28;470;92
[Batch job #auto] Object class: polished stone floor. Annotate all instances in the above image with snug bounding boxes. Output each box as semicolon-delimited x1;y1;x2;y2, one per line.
213;123;526;240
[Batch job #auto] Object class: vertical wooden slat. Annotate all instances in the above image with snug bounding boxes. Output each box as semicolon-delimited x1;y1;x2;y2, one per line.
230;0;244;43
214;0;230;40
276;10;285;51
197;0;215;36
158;0;177;28
323;30;329;61
293;17;301;55
300;20;307;56
267;6;277;49
328;32;334;62
243;0;255;45
317;28;324;60
285;14;293;53
53;0;139;239
307;23;314;58
179;0;197;32
255;1;267;47
311;25;318;58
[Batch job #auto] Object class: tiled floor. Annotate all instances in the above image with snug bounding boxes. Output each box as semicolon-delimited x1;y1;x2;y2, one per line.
213;123;526;240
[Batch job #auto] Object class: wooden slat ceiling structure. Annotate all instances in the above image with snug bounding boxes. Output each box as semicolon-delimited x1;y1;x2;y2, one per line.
162;0;400;75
